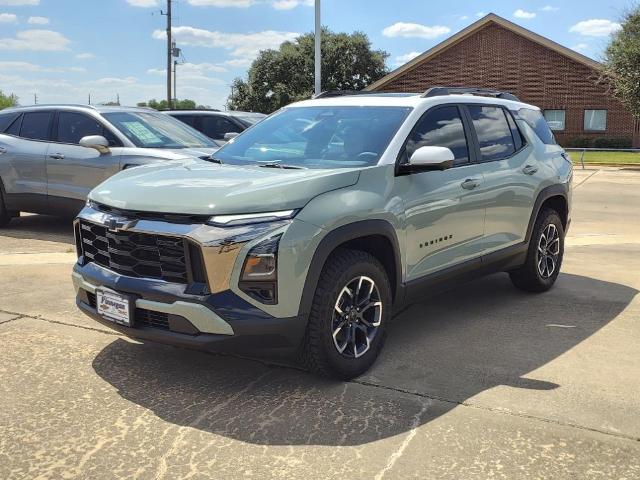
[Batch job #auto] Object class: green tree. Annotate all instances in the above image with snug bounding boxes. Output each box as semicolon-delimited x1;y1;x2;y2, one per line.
227;29;389;113
605;7;640;117
137;98;203;110
0;90;19;110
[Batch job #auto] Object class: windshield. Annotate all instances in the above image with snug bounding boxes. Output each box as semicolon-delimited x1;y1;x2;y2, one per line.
234;113;266;126
102;111;216;149
213;106;412;169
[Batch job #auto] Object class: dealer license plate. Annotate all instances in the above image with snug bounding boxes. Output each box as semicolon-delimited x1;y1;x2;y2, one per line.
96;288;133;327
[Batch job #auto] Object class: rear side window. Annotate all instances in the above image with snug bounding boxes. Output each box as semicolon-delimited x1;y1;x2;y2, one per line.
515;108;556;145
467;105;516;161
20;111;52;141
57;112;104;144
172;115;197;128
0;112;19;132
406;105;470;165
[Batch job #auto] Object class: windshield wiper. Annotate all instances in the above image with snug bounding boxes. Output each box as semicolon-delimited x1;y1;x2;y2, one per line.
207;156;223;164
258;162;305;170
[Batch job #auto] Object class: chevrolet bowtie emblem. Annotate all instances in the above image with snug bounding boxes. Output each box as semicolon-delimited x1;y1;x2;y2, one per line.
105;217;137;232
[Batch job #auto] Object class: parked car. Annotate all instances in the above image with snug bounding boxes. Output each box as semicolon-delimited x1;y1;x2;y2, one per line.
0;105;220;224
167;109;266;142
72;88;572;379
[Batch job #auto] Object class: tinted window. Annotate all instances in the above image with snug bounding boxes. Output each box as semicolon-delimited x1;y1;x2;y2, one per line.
172;114;197;128
57;112;104;144
202;116;241;140
0;112;19;132
505;109;524;150
20;112;52;141
5;114;22;136
406;106;469;165
515;108;556;145
468;105;516;161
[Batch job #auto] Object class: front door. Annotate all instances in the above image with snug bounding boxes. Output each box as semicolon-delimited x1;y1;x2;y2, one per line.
46;111;121;212
398;105;487;281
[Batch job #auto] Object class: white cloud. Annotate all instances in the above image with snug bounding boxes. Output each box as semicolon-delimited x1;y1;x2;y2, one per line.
0;12;17;22
476;12;486;18
271;0;313;9
126;0;159;6
513;9;536;19
0;0;38;4
382;22;450;40
394;51;421;66
0;29;70;51
75;52;95;60
539;5;559;12
187;0;255;6
27;15;49;24
153;26;299;64
0;61;85;73
571;43;589;53
569;19;622;37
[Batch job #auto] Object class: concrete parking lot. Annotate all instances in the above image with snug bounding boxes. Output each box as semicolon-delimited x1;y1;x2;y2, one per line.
1;168;639;479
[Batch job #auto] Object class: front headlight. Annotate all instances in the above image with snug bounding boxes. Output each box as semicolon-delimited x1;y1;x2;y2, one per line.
239;234;282;304
207;209;297;227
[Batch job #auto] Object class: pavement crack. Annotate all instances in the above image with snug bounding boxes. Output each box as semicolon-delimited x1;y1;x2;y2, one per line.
573;169;599;189
0;314;26;325
0;308;119;336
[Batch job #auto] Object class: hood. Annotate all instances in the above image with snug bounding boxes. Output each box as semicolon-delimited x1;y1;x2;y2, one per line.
89;160;361;215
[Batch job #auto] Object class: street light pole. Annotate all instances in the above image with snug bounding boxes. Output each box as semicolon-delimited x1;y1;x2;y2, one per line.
314;0;321;96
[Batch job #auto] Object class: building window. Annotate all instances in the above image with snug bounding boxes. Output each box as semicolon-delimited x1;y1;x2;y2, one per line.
584;109;607;132
544;110;566;131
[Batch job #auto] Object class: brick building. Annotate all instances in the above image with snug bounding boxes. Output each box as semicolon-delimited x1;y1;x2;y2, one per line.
367;13;640;147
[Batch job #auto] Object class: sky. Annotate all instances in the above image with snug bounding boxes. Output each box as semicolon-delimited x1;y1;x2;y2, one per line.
0;0;631;109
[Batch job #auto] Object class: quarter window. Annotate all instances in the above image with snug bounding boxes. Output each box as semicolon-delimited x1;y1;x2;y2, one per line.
0;112;19;132
57;112;105;144
514;108;557;145
584;109;607;132
544;110;566;131
406;106;470;165
20;111;52;141
467;105;516;161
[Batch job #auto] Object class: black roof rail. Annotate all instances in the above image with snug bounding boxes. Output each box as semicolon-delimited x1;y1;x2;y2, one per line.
312;90;374;99
422;87;520;102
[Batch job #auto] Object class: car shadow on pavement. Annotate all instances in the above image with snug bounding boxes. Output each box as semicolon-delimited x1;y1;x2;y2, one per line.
92;272;637;446
1;214;74;244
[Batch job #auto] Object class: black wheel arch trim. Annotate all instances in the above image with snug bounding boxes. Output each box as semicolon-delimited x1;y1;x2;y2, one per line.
297;219;403;319
525;184;569;244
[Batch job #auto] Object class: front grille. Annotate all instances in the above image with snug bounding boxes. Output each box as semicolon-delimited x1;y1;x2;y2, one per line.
79;220;188;284
85;291;169;330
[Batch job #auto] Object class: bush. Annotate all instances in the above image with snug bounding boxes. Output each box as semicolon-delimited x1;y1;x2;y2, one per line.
564;136;593;148
592;137;632;149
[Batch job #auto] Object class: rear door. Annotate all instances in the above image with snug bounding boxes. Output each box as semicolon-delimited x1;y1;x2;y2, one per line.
0;111;51;211
399;105;488;280
46;110;122;209
464;104;537;253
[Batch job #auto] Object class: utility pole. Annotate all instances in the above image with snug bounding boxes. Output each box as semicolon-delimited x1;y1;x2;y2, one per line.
161;0;172;109
33;93;37;105
88;93;91;105
173;59;177;102
314;0;321;96
116;93;120;106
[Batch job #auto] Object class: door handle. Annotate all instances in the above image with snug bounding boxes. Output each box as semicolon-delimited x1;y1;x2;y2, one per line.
523;164;538;175
49;153;65;160
461;178;480;190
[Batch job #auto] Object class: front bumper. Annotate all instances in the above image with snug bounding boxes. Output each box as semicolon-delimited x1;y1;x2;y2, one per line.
73;262;306;354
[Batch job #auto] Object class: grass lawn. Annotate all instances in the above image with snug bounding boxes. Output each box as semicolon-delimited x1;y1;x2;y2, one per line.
567;150;640;165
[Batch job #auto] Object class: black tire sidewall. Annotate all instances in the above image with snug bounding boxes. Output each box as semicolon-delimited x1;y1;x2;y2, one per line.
315;253;392;379
531;210;564;288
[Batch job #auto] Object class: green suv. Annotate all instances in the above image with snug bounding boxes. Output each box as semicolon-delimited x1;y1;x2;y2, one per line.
72;88;572;379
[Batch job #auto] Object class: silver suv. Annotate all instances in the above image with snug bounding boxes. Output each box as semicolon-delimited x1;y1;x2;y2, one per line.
0;105;219;224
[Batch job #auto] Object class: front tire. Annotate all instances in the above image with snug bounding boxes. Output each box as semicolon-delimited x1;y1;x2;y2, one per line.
510;208;564;292
300;248;392;380
0;191;13;228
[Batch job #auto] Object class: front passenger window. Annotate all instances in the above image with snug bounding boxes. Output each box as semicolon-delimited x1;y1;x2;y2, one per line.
406;106;470;165
58;112;104;144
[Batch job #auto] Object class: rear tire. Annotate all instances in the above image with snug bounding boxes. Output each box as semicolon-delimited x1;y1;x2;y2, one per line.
510;208;564;292
299;248;392;380
0;191;12;227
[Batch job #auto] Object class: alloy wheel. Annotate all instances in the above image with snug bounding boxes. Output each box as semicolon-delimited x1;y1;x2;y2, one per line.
537;223;560;278
331;276;383;358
